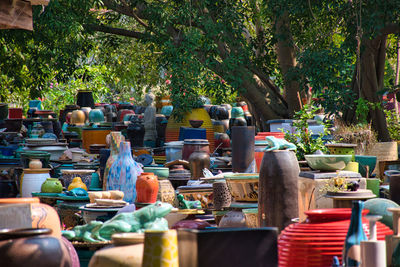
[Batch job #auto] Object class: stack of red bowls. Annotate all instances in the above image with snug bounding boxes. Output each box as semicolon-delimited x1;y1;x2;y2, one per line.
278;208;393;266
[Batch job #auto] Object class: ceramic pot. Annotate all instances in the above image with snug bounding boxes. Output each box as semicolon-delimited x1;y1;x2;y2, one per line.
157;179;176;206
165;107;215;152
278;208;392;267
161;105;173;117
224;173;259;202
103;132;125;190
156;114;168;141
0;103;8;120
61;104;80;125
127;119;145;147
29;158;43;169
188;150;210;179
258;150;299;232
212;181;231;210
41;120;54;134
136;173;159;203
0;228;72;267
21;169;51;197
41;178;63;193
219;210;247;228
0;198;62;238
182;139;210;161
177;184;213;209
107;141;143;203
20;151;51;168
142;230;179;267
70;110;86;125
231;126;255;172
164;141;184;162
8;107;22;119
118;109;135;122
89;109;105;123
68;177;87;191
76;90;95;109
82;127;111;152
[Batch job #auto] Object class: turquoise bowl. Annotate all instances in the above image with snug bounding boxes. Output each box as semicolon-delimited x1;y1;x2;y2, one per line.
354;155;377;177
143;167;169;178
304;154;352;171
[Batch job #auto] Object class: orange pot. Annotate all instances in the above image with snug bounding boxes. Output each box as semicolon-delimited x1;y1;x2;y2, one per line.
0;198;61;237
136;173;159;203
82;127;111;152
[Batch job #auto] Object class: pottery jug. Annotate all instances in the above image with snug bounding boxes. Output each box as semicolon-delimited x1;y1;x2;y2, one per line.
29;158;43;169
103;132;125;190
189;150;210;179
258;150;299;232
68;177;87;191
182;139;210;161
343;201;367;267
136;172;159;203
106;141;143;203
41;178;63;193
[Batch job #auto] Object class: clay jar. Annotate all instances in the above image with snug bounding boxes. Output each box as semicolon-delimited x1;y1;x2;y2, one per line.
41;178;63;193
68;177;87;191
29;158;43;169
213;181;232;210
182;139;210;161
188;150;210;179
0;228;72;267
136;172;159;203
70;110;86;125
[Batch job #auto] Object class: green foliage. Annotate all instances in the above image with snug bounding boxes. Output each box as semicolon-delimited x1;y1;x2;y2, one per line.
284;104;331;160
384;109;400;141
355;98;382;125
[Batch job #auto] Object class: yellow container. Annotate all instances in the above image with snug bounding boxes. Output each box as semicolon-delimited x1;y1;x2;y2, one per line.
165;108;214;151
142;230;179;267
343;161;359;173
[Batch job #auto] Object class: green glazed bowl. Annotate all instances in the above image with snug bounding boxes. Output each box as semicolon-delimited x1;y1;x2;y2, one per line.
143;167;169;178
304;154;352;171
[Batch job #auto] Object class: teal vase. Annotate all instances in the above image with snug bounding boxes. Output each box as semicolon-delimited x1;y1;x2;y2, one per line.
343;201;367;266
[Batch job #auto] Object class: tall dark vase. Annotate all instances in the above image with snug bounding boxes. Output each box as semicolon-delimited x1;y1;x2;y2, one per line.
258;150;299;232
390;173;400;205
127;119;145;147
76;90;95;109
231;126;255;172
0;103;8;120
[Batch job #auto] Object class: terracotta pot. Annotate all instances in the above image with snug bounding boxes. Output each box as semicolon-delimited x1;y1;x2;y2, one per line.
0;228;72;267
136;172;159;203
258;150;299;232
188;150;210;179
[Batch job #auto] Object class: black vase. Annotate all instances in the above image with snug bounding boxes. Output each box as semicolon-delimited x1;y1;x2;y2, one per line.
127;120;145;147
76;90;95;109
231;126;255;172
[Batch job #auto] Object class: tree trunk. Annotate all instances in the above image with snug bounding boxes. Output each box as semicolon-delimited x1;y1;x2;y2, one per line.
345;37;391;141
275;12;302;117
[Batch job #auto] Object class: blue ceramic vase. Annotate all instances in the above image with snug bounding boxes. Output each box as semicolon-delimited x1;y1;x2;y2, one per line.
343;200;367;267
106;141;143;203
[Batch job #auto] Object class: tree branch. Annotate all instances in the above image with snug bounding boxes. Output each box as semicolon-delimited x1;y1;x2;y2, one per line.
102;0;149;29
86;24;149;40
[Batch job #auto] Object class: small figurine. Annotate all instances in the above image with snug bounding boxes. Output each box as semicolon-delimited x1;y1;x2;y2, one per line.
62;201;172;242
264;136;297;151
177;194;202;210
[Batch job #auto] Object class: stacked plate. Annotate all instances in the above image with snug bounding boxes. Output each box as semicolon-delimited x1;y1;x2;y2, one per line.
278;208;393;267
